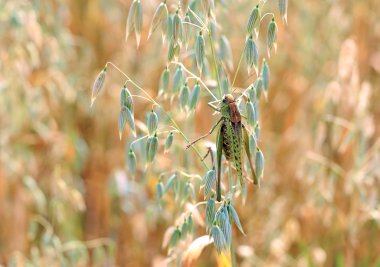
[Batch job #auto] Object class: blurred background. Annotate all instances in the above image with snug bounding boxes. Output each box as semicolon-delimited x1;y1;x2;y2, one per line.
1;0;379;266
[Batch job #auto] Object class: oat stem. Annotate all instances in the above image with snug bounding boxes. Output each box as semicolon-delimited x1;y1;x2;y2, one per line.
231;45;246;90
106;61;210;170
182;21;207;31
208;32;223;98
260;12;275;24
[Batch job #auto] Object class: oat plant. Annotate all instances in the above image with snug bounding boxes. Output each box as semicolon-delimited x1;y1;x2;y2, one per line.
91;0;287;264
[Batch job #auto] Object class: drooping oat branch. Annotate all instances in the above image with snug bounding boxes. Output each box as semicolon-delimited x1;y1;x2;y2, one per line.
171;61;218;101
105;61;210;170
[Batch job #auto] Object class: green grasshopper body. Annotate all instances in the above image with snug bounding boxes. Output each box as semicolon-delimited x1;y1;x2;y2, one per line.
187;94;257;201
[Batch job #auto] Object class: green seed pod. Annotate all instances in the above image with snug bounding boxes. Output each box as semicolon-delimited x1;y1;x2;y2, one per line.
204;169;216;199
125;107;136;137
183;12;191;49
118;107;127;140
127;148;137;174
145;136;153;161
147;110;158;136
148;2;168;40
267;18;278;56
135;0;143;47
179;83;190;110
210;225;226;255
164;132;174;152
227;204;245;234
148;133;159;162
219;207;232;246
219;35;233;70
247;5;260;36
126;0;138;42
172;10;183;43
255;148;264;183
168;40;180;62
164;173;177;192
254;77;263;99
245;35;258;74
184;182;196;202
166;14;173;42
181;219;188;240
156;180;164;200
159;66;170;94
195;31;205;73
261;59;270;97
187;214;194;233
120;84;134;112
172;66;184;94
247;85;256;102
255;124;260;140
246;98;256;127
278;0;288;24
205;195;216;229
169;227;181;249
91;66;107;106
189;82;201;110
249;134;257;158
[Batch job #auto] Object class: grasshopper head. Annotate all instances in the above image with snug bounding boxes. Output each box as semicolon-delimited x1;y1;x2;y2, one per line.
222;94;235;104
220;94;241;122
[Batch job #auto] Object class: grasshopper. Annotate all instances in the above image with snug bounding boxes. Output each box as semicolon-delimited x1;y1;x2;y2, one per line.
187;94;258;201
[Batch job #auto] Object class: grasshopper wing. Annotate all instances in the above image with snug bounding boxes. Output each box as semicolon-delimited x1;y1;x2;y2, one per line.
243;125;258;185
